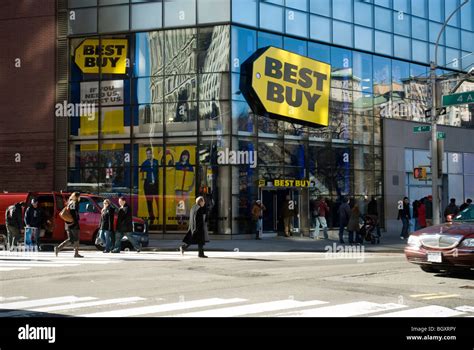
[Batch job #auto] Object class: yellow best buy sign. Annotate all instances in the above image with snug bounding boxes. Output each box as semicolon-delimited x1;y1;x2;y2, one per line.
74;39;128;74
240;46;331;127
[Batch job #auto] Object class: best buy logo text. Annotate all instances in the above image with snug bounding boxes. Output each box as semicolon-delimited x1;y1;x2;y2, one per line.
75;39;128;74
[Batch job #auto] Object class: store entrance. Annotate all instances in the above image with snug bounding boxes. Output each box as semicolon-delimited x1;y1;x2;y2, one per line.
261;188;301;235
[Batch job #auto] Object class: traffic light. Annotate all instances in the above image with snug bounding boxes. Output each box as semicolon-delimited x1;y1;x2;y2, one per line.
414;167;427;180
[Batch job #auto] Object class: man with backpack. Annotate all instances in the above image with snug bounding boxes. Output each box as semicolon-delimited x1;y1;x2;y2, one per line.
5;201;26;250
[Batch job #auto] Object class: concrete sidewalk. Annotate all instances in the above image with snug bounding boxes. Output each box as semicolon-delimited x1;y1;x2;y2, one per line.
145;230;408;253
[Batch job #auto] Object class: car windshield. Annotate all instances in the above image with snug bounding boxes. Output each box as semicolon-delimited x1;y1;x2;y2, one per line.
453;205;474;222
93;197;119;210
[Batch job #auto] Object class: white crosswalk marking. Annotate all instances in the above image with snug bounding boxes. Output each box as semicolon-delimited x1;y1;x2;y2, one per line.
277;301;407;317
0;296;96;311
1;297;146;317
374;306;465;317
80;298;247;317
173;299;328;317
0;296;27;302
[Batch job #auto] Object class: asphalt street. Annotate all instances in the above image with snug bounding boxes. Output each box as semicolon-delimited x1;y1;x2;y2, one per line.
1;244;473;318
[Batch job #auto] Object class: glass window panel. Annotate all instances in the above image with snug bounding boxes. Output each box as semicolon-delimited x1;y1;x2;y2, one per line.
462;51;474;71
310;15;331;43
257;31;283;49
284;142;306;167
232;100;255;134
392;59;409;94
445;0;460;26
133;104;164;137
445;26;460;49
393;11;410;37
461;0;473;30
354;1;373;27
429;44;445;66
199;100;230;133
285;9;308;38
100;106;131;138
411;0;427;18
353;114;374;145
448;153;463;174
132;77;164;104
164;0;197;27
98;5;129;33
231;26;257;73
354;26;373;52
133;32;164;77
164;28;197;75
197;26;230;73
412;17;427;41
260;3;284;32
373;55;391;97
374;30;392;55
354;171;375;196
465;176;474;199
353;52;373;93
333;21;353;47
69;8;97;34
99;0;128;4
283;37;307;55
198;0;230;23
307;42;330;63
412;40;428;63
429;21;444;44
258;139;284;166
375;7;392;31
199;73;230;101
333;0;353;22
331;47;353;89
464;153;474;174
232;0;257;26
393;0;409;13
131;3;163;31
374;0;391;7
69;0;97;8
265;0;284;5
309;0;330;16
429;0;443;22
164;74;198;102
461;31;474;52
165;101;197;131
413;150;430;169
449;174;464;203
286;0;308;11
446;48;460;70
393;35;410;59
405;149;413;171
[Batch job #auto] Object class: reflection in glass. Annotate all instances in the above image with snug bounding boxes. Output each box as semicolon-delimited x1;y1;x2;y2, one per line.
164;28;197;75
198;26;230;73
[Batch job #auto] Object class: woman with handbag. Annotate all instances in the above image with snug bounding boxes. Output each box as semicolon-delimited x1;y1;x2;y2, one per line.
98;199;114;253
55;192;83;258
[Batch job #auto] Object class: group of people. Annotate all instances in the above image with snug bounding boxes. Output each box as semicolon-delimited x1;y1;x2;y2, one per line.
5;198;50;251
398;196;472;239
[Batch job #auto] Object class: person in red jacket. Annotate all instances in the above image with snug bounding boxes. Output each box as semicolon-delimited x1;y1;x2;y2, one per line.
417;198;427;229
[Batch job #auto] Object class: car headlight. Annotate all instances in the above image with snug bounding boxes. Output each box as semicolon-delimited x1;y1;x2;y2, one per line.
460;238;474;247
407;235;421;248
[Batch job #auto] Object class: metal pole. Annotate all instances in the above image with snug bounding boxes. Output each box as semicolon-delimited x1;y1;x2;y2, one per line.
430;0;470;226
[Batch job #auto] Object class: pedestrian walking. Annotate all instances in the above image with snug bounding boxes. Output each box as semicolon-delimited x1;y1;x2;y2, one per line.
179;196;208;258
397;197;411;239
459;198;472;212
112;197;140;253
281;195;296;237
313;198;329;239
347;204;361;244
412;200;420;231
98;199;114;253
5;201;26;250
337;197;351;244
367;196;381;238
24;198;46;251
425;195;433;226
417;199;427;229
444;198;460;221
251;200;266;240
55;192;83;258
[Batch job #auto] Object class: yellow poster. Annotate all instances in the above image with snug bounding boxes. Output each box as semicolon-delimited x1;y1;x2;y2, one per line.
138;145;196;226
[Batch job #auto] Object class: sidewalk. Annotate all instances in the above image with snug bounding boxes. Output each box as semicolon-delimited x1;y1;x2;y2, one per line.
144;230;407;253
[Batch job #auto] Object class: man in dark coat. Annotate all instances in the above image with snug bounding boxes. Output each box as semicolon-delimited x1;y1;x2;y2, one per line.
367;196;381;238
112;197;140;253
5;201;26;250
24;198;45;251
180;196;208;258
398;197;411;239
337;197;351;244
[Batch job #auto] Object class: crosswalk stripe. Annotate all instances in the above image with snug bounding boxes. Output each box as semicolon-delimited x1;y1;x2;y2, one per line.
456;306;474;312
80;298;247;317
0;296;96;311
0;297;27;302
410;293;440;298
421;294;460;300
0;263;80;267
0;267;30;271
173;299;328;317
277;301;406;317
374;306;465;317
1;297;146;317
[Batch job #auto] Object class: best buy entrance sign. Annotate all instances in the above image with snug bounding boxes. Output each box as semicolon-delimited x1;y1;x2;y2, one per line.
240;46;331;127
74;39;128;74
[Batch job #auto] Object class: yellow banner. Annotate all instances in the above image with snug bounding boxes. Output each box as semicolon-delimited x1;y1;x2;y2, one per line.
74;39;128;74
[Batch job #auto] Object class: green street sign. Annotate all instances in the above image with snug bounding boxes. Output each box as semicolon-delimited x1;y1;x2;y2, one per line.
413;126;431;133
442;91;474;107
437;132;446;140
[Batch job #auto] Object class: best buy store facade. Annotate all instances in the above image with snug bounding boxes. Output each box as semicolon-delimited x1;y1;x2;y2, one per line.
64;0;474;236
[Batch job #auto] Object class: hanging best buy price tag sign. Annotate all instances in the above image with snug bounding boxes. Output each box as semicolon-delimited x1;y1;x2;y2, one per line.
240;46;331;127
75;39;128;74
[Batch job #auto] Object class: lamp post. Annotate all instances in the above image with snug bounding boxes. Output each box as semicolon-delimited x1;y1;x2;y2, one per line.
430;0;470;225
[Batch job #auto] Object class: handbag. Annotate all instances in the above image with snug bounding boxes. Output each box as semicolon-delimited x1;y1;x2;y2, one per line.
59;206;73;223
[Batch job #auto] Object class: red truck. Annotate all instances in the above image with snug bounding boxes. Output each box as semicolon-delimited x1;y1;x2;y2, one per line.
0;192;148;250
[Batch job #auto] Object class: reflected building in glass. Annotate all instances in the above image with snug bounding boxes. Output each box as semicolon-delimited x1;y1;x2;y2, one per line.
63;0;474;236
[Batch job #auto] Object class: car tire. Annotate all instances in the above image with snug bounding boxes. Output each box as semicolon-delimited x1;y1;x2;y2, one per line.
420;265;441;273
121;241;133;252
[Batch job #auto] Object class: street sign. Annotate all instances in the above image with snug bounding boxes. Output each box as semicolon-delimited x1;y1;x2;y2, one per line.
424;107;446;118
437;132;446;140
413;125;431;133
442;91;474;107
